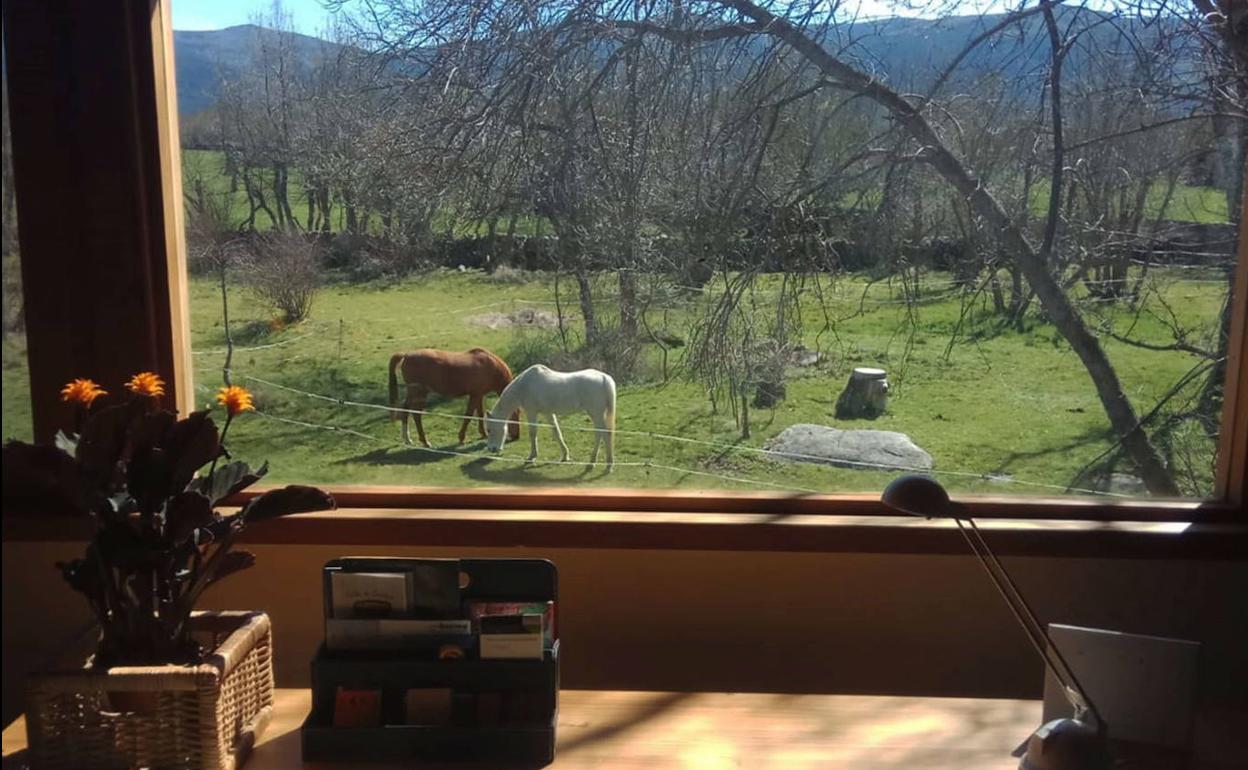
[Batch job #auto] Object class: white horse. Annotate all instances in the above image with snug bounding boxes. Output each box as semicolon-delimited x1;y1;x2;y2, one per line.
485;365;616;469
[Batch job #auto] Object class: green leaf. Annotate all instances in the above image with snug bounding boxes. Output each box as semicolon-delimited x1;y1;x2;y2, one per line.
241;485;335;522
165;491;214;544
127;445;173;514
1;441;88;516
201;513;243;544
75;403;137;490
205;550;256;587
95;520;155;571
58;557;103;601
164;411;221;493
129;411;176;456
189;460;268;507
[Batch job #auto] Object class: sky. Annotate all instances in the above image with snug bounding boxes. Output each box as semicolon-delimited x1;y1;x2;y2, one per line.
174;0;337;33
171;0;1034;33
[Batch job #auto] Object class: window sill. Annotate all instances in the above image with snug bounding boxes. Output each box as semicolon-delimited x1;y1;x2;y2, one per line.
4;505;1244;558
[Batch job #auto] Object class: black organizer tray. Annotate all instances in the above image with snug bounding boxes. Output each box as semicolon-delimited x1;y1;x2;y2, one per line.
301;557;559;765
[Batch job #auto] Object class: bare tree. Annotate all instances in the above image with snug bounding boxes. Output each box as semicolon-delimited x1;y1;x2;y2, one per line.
310;0;1248;494
243;230;322;323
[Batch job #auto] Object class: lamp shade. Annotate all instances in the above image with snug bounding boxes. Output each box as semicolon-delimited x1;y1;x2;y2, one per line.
880;475;965;518
879;474;1111;769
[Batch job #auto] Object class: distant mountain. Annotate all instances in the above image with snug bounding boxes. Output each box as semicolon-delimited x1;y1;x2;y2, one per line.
174;25;342;116
172;10;1173;117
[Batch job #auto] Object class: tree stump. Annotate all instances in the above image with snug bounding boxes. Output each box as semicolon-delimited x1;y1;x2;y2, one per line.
835;367;889;419
752;379;786;408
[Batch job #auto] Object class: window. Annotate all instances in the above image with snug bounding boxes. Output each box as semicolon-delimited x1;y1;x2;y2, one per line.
2;50;32;444
5;0;1245;516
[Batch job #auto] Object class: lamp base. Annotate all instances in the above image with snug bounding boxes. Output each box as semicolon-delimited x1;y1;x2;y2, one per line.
1013;718;1112;770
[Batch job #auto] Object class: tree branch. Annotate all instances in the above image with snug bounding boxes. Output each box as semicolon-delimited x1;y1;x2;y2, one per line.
1065;112;1248;151
925;1;1062;104
604;20;766;44
716;0;1179;495
1102;330;1214;359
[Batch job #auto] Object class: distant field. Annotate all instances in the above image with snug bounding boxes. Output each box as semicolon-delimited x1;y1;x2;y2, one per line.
1026;179;1231;225
183;149;1231;238
182;150;553;237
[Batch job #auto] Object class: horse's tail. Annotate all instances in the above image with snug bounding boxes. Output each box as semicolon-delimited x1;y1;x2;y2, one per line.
388;353;404;420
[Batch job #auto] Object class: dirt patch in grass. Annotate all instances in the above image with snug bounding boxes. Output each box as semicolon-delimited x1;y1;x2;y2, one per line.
467;308;575;330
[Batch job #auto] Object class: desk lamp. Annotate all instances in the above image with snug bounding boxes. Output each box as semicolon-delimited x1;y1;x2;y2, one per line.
880;475;1111;770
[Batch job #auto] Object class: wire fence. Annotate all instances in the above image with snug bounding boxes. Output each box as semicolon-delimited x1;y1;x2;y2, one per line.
199;369;1131;498
181;267;1224;498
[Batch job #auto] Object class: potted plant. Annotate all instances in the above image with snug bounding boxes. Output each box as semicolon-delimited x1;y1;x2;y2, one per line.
2;372;335;770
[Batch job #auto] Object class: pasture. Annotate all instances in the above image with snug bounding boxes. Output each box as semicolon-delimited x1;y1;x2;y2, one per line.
1;264;1227;497
171;266;1224;497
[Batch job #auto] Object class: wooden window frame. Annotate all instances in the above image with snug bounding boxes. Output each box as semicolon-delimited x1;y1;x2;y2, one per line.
3;0;1245;544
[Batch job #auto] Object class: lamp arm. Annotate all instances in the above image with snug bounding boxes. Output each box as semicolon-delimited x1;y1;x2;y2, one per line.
954;518;1105;731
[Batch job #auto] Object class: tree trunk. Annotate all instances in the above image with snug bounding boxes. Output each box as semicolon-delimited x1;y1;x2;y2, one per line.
727;0;1178;495
273;164;296;230
319;189;333;234
576;271;598;345
619;269;638;339
271;165;287;229
345;200;358;234
991;273;1007;316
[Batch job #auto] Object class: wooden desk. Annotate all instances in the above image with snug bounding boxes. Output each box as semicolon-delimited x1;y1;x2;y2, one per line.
3;688;1039;769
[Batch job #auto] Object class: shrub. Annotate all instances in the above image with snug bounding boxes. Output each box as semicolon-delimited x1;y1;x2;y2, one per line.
506;329;566;375
481;264;537;285
506;326;653;385
243;230;321;323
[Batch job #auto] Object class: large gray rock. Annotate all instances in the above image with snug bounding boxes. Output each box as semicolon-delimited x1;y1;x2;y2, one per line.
763;424;933;472
1095;472;1146;495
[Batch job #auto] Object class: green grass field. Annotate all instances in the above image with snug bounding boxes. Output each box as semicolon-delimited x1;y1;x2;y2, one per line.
1;266;1227;496
174;266;1228;496
1;151;1230;498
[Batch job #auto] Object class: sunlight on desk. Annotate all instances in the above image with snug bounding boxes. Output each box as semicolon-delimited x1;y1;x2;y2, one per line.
3;688;1040;769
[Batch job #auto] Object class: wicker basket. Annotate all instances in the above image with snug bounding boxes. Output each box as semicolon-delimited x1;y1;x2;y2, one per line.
24;611;275;770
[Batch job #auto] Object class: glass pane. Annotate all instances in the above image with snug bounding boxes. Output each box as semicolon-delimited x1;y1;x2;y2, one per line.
2;55;33;444
175;1;1242;498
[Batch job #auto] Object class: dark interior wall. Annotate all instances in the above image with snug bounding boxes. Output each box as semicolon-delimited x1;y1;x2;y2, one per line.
4;541;1245;726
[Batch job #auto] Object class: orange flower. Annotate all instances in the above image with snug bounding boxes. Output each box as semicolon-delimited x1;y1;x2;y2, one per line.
216;385;255;417
60;378;108;407
125;372;166;398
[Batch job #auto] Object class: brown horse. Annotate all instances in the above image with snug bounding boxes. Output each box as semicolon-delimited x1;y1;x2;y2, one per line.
388;348;521;447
